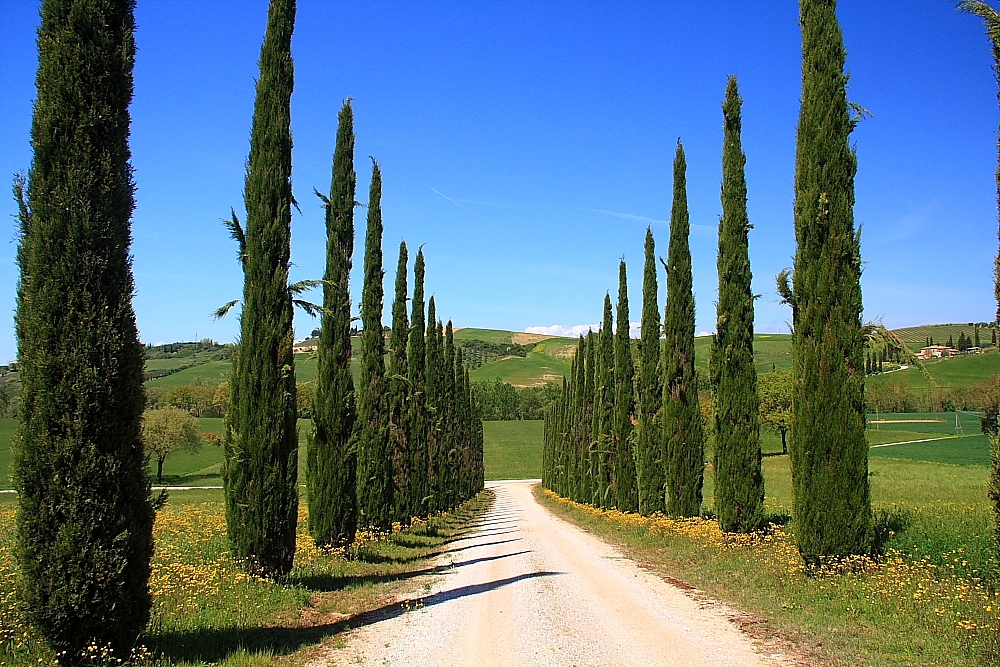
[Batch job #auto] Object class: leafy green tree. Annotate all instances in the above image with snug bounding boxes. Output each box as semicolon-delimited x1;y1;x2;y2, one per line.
758;369;793;455
613;261;638;512
711;78;763;532
354;161;392;531
662;142;704;519
308;99;358;548
13;0;155;656
142;408;203;483
224;0;299;578
637;228;663;515
783;0;871;563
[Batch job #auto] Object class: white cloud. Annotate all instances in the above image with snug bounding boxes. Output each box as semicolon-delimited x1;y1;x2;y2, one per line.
526;322;644;338
526;324;600;338
697;331;715;338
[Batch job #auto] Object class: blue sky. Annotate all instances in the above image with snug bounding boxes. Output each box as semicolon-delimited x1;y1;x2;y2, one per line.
1;1;998;363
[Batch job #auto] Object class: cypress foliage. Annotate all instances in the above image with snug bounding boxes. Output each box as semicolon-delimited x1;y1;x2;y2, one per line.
424;298;442;511
388;242;411;524
308;100;357;548
13;0;154;657
789;0;871;562
354;161;393;532
592;296;615;507
613;261;638;512
443;321;458;508
407;250;427;516
712;78;764;532
636;228;664;515
224;0;298;578
662;141;704;518
581;331;597;503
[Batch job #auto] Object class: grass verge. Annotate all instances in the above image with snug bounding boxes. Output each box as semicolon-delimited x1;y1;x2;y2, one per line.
0;488;494;666
535;479;998;667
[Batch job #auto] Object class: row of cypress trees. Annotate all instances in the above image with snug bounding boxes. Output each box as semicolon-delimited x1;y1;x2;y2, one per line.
544;0;874;566
306;101;485;550
225;0;484;574
542;140;706;519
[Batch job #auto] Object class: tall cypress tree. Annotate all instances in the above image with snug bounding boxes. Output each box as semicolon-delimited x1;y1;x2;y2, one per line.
443;321;458;508
592;295;615;507
407;250;427;516
662;142;703;518
712;78;764;532
308;100;357;548
13;0;154;657
637;228;664;515
581;331;597;503
788;0;871;562
613;261;638;512
354;161;392;531
388;241;410;524
224;0;298;578
424;297;442;510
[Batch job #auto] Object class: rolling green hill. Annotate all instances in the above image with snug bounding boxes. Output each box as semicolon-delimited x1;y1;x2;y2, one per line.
893;322;995;349
132;324;1000;392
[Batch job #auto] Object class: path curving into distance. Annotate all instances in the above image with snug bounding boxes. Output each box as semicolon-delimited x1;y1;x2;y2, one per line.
311;480;796;667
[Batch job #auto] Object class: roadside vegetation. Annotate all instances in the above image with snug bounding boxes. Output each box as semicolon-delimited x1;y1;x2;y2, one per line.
537;454;996;667
0;489;494;666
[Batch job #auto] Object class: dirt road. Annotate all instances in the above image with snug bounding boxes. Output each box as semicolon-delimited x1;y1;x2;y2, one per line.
313;480;793;667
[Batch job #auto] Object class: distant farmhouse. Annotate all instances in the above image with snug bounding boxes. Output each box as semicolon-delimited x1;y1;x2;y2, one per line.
916;345;984;360
292;339;318;354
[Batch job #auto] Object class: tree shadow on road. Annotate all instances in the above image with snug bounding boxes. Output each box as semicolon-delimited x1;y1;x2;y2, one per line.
148;571;562;664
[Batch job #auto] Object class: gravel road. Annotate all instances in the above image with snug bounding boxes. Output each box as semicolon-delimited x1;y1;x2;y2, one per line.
311;480;795;667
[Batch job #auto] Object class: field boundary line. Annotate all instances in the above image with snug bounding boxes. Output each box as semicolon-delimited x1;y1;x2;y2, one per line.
869;436;960;449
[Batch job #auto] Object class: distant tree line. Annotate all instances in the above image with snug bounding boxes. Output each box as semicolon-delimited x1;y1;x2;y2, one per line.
459;340;532;370
473;379;561;420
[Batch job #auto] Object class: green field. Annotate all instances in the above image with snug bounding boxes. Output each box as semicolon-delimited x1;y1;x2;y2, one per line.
0;418;545;489
483;420;543;480
867;348;1000;392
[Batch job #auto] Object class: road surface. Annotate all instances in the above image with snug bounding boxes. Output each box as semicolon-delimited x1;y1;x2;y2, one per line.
311;480;795;667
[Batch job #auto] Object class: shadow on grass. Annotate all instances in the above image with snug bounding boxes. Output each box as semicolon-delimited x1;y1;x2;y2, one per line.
148;571;562;663
292;550;533;592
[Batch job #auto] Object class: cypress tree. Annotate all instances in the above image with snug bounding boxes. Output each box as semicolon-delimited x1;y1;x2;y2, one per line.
443;321;458;508
388;242;410;524
574;335;588;501
308;100;357;548
424;297;442;510
788;0;871;562
581;331;597;503
13;0;154;657
662;141;704;518
354;161;392;531
637;228;664;515
711;78;764;532
224;0;298;578
948;333;955;349
407;250;427;515
592;296;615;507
613;261;638;512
